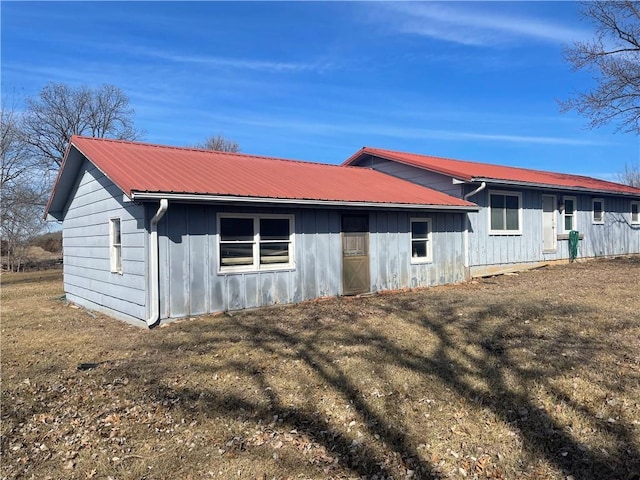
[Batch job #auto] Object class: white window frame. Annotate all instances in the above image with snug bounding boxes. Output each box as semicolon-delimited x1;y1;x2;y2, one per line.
592;198;605;224
562;196;578;232
631;201;640;225
109;217;122;274
217;213;295;273
488;190;523;235
410;217;432;264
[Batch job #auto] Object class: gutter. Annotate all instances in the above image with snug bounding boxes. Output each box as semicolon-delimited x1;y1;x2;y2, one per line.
471;178;640;197
147;199;169;328
130;192;479;212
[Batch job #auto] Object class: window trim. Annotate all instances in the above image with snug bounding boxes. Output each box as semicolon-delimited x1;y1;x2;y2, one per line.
217;213;295;273
488;190;523;235
631;201;640;225
410;217;433;264
592;198;605;224
109;217;122;274
562;195;578;232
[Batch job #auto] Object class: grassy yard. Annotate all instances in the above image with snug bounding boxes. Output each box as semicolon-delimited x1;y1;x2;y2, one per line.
1;258;639;479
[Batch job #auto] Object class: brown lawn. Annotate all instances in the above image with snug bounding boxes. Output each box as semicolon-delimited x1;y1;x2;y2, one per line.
1;257;639;480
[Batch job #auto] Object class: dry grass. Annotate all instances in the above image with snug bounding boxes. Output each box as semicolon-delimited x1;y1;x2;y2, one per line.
1;258;639;480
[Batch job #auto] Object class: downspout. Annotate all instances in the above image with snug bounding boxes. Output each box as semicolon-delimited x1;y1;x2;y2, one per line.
462;182;486;278
147;199;169;328
463;181;487;201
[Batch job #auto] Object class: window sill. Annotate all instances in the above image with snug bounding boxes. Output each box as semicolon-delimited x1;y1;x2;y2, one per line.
218;264;296;275
557;233;584;241
488;231;522;236
411;258;433;265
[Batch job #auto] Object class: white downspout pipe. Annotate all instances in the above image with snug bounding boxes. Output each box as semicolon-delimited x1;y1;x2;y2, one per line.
463;181;487;201
462;182;486;277
147;199;169;328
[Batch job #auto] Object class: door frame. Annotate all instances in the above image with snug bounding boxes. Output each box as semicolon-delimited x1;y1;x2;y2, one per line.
341;214;370;295
542;194;557;253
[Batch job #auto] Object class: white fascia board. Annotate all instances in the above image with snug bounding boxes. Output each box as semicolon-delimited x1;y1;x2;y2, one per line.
473;178;640;198
130;191;480;211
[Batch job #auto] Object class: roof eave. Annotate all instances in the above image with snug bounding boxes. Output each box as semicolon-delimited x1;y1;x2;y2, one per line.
130;191;480;211
472;177;640;197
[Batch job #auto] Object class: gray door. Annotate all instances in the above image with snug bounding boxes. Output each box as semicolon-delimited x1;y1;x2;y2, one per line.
342;215;370;295
542;194;557;252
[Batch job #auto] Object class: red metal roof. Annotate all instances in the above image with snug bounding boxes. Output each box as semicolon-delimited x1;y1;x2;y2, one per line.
344;147;640;196
55;136;476;208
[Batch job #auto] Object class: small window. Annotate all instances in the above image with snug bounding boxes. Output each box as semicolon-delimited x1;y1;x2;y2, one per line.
563;196;577;232
489;191;522;234
632;201;640;224
218;214;294;272
592;198;604;224
410;218;432;263
110;218;122;273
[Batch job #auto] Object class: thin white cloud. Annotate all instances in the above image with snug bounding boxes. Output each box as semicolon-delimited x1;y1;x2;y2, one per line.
196;112;607;147
134;47;334;74
372;3;590;47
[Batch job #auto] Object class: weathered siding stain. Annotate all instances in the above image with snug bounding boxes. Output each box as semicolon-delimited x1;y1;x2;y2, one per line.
157;205;466;319
62;160;147;322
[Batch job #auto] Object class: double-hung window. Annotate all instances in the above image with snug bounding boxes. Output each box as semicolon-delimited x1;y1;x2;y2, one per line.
632;201;640;225
218;214;294;272
110;218;122;273
592;198;604;224
563;196;577;232
410;218;432;263
489;191;522;234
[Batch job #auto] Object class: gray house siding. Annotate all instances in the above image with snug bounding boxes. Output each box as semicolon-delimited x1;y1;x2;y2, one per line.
62;160;147;322
351;156;463;197
157;204;466;319
464;186;640;275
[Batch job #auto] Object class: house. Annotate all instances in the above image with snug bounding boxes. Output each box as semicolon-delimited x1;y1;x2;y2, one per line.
45;136;478;326
344;147;640;277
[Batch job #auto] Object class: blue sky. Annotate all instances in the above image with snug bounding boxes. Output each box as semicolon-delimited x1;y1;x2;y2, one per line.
2;1;639;180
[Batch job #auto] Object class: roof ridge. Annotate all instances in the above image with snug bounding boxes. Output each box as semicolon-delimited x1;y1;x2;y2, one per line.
71;135;360;170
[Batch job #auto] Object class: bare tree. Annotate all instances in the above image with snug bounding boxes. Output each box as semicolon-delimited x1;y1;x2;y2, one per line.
561;1;640;133
22;82;142;170
1;99;33;190
194;134;240;153
618;161;640;187
1;100;47;271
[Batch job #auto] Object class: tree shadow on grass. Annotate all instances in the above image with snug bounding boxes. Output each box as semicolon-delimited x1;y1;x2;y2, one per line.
114;290;640;479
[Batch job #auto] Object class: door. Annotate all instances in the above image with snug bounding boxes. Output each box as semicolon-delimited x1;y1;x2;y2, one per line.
542;195;557;252
342;215;370;295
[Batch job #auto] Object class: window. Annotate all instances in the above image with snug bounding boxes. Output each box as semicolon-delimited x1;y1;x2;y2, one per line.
592;198;604;224
632;201;640;224
218;214;294;272
110;218;122;273
489;191;522;234
563;196;577;232
410;218;432;263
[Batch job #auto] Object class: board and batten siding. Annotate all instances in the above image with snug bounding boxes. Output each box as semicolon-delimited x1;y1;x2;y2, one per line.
464;186;640;275
351;156;463;197
62;160;147;322
157;204;466;319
